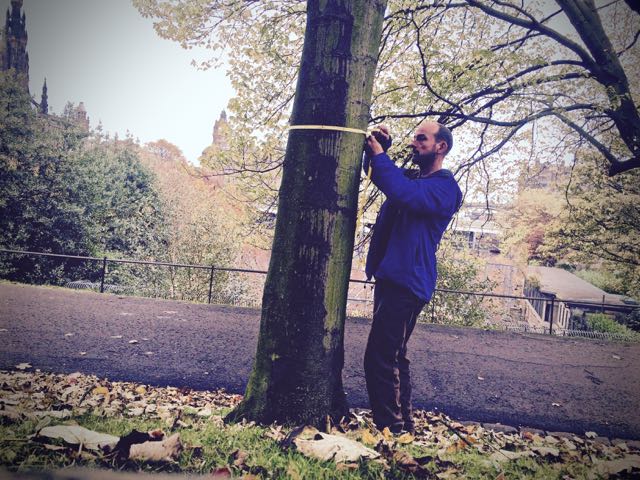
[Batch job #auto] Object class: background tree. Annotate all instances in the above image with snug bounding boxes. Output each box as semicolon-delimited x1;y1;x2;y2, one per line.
499;188;565;267
548;153;640;298
0;71;169;287
136;0;639;201
140;140;244;303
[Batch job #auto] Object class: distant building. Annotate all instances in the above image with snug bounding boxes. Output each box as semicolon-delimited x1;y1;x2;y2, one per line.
73;102;90;130
450;202;502;254
524;266;636;332
1;0;86;123
212;110;229;150
2;0;29;90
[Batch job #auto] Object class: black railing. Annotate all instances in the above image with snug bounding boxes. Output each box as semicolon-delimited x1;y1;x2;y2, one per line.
1;249;637;341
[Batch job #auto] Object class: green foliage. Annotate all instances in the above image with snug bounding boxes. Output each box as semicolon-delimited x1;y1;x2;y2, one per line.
586;313;638;339
0;73;92;283
0;72;168;288
423;243;497;327
574;270;626;296
547;155;640;299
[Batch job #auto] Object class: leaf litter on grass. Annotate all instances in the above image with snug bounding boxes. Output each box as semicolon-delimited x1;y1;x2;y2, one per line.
1;369;640;478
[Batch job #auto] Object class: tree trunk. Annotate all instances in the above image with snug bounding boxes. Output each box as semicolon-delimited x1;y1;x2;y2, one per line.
227;0;387;427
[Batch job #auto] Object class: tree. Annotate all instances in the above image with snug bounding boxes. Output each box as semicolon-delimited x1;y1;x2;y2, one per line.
222;0;387;426
0;72;169;286
499;188;565;266
140;140;243;302
137;0;639;188
547;153;640;298
0;72;91;283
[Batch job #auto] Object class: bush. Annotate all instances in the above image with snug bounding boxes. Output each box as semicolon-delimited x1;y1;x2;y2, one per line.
586;313;637;338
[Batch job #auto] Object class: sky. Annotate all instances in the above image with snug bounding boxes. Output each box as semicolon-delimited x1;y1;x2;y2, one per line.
2;0;235;164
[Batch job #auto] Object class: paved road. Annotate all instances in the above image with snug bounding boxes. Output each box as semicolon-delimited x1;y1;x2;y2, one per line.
1;283;639;439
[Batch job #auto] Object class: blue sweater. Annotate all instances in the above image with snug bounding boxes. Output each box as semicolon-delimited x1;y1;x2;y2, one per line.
364;152;462;302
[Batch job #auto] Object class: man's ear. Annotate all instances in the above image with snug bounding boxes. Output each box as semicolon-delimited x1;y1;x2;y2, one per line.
436;140;448;154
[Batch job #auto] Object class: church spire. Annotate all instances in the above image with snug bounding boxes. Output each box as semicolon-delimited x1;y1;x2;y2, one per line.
2;0;29;91
40;78;48;114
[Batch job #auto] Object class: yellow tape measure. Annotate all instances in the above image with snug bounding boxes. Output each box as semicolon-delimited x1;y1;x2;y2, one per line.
288;124;368;135
288;124;374;231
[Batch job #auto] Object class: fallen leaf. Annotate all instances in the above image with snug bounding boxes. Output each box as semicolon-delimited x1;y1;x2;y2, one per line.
144;351;154;356
382;427;393;442
211;467;233;479
490;449;534;463
361;429;380;446
93;386;109;395
294;432;380;463
232;448;250;468
110;335;123;339
129;340;139;345
129;432;182;462
531;446;560;458
15;363;32;370
396;432;415;444
43;444;66;451
612;354;621;360
585;431;597;439
446;439;467;454
591;454;640;478
64;333;74;337
33;410;72;419
79;352;87;356
38;425;119;451
135;386;147;395
0;328;8;332
477;376;485;381
552;402;561;407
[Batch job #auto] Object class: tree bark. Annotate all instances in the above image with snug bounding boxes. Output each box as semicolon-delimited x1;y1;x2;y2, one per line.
226;0;387;427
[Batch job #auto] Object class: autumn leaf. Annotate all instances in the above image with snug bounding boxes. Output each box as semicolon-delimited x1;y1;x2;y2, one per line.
129;432;182;462
37;425;119;451
93;386;109;395
361;429;380;446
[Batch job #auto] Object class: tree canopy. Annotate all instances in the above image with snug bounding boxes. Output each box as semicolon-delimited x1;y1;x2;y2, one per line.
135;0;640;191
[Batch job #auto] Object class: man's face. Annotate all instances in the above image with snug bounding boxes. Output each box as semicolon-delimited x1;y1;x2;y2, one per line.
410;123;441;170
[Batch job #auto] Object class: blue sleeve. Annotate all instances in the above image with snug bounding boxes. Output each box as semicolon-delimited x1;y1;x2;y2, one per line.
370;153;460;217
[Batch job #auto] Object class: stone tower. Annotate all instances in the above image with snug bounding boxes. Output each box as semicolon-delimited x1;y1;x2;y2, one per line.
212;110;229;150
2;0;29;91
75;102;90;130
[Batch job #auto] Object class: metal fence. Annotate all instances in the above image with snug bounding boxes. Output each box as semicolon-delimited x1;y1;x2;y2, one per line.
1;248;638;342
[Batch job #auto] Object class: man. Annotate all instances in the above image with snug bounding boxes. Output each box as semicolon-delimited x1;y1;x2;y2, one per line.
362;120;462;434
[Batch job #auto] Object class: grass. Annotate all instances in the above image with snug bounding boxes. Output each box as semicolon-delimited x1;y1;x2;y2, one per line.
1;369;637;479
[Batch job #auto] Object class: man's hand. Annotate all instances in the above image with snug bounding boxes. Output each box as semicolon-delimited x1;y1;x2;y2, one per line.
365;125;392;157
365;134;384;157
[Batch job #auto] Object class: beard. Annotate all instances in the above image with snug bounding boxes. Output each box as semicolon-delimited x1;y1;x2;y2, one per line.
412;151;436;171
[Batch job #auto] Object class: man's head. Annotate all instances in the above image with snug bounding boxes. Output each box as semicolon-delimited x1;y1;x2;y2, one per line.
410;121;453;173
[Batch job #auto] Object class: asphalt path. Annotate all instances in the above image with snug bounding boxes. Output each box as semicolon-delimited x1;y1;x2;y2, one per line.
1;282;639;439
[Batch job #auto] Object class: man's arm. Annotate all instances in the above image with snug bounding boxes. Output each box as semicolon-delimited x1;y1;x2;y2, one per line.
368;152;459;217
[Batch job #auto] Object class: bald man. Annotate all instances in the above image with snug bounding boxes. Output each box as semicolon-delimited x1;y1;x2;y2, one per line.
362;121;462;434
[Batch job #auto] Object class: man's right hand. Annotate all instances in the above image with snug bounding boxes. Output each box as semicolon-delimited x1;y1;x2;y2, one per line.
372;125;392;152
